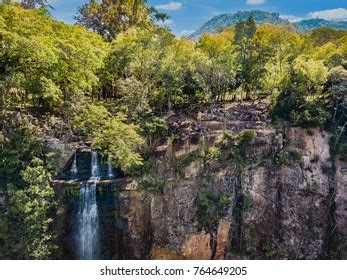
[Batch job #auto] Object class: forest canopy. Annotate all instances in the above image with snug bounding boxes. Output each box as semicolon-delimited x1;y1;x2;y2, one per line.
1;2;346;163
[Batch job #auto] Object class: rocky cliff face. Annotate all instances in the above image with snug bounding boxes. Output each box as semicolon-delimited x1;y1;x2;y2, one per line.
3;103;344;260
127;101;346;260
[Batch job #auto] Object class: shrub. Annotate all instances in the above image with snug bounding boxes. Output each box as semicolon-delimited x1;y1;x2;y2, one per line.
274;152;289;166
270;56;331;127
235;193;253;216
175;150;203;176
220;130;257;163
73;104;144;170
289;150;303;161
139;175;165;192
261;241;277;258
205;146;221;164
197;192;230;230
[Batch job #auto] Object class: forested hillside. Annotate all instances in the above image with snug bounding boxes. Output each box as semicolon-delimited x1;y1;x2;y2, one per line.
190;10;347;39
0;1;346;260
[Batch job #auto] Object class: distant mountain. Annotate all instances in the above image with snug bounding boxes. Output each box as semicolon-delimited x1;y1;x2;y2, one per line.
189;10;347;39
294;18;347;31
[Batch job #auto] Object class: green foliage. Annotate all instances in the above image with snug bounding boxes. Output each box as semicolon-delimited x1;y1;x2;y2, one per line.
73;104;144;170
75;0;168;41
157;38;203;109
73;104;110;136
128;160;153;177
0;4;107;111
233;130;257;156
0;2;346;261
93;118;144;170
203;130;258;171
175;150;203;177
20;1;52;9
0;117;45;187
270;55;332;127
289;150;303;161
139;175;165;192
261;241;277;258
205;146;221;164
273;152;289;166
6;159;56;259
191;11;347;39
234;17;271;96
0;118;57;259
116;77;150;117
235;193;253;216
221;130;257;162
330;130;347;162
197;192;230;230
328;66;347;161
139;116;168;150
100;27;174;110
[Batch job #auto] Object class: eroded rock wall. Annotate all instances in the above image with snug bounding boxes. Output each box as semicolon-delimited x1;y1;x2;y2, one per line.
145;102;345;260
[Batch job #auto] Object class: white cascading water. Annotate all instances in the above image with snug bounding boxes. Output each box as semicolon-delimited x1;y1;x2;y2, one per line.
77;151;100;260
90;151;100;181
107;156;115;179
71;152;78;179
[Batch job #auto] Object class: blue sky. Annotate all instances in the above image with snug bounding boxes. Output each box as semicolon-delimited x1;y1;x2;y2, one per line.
44;0;347;36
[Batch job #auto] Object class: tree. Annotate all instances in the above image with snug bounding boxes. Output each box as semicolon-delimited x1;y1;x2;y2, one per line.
100;27;174;111
256;24;304;95
73;104;144;170
194;52;235;101
139;116;168;152
0;116;45;188
233;17;271;98
198;28;234;58
0;4;108;112
21;0;53;9
116;77;150;118
0;117;58;259
6;160;56;259
270;55;331;127
327;66;347;161
196;29;236;101
75;0;168;41
157;38;200;110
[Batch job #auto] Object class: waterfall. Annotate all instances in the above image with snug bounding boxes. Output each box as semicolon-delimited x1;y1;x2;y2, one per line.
77;182;99;260
107;157;115;179
77;151;100;260
70;153;78;179
90;151;100;180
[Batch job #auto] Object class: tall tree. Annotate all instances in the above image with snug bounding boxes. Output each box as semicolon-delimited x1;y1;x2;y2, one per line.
21;0;52;9
75;0;168;41
233;16;270;98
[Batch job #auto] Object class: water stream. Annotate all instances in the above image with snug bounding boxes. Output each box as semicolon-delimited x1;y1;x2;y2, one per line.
107;157;115;179
77;151;100;260
70;153;78;179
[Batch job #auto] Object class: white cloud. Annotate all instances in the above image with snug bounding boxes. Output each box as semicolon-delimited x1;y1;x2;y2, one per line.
158;19;174;26
246;0;266;5
155;2;182;11
280;15;303;23
163;19;174;25
178;30;195;37
309;8;347;20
